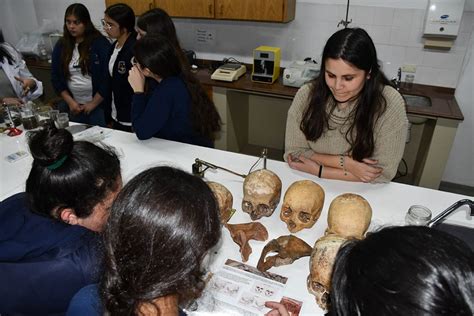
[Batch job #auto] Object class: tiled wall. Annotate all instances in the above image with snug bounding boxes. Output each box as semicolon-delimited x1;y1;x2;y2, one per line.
175;3;473;88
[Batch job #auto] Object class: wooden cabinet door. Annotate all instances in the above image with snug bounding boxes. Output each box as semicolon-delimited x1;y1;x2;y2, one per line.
105;0;154;15
154;0;215;18
215;0;295;22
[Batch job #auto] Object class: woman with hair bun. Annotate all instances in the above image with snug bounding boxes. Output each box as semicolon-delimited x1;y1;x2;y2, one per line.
0;126;122;315
67;166;221;316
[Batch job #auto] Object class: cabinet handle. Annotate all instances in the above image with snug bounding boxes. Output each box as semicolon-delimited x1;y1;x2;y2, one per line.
220;4;223;15
149;2;153;10
208;4;212;15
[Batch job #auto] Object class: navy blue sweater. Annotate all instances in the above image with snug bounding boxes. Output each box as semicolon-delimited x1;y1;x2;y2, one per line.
51;36;111;105
104;33;136;124
0;193;102;316
131;76;213;148
67;284;187;316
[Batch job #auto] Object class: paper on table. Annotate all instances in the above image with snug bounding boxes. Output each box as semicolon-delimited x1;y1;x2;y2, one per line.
188;259;288;315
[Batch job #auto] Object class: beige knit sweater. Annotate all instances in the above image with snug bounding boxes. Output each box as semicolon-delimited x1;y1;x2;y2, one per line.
284;83;408;183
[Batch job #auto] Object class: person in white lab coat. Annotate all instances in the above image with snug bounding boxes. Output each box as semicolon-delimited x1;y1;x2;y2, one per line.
0;31;43;105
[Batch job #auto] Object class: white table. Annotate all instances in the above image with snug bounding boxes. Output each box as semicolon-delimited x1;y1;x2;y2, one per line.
1;128;472;315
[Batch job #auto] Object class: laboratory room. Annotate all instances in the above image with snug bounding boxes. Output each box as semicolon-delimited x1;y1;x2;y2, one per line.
1;0;473;315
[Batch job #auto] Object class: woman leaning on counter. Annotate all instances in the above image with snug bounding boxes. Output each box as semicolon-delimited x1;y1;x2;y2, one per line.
285;28;408;183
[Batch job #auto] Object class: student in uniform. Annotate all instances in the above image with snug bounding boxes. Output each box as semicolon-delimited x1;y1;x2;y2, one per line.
51;3;110;127
102;3;136;132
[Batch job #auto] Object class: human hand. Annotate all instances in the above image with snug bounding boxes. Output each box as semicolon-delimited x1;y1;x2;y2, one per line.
346;157;383;183
68;100;83;115
82;101;97;115
264;301;290;316
14;76;36;96
128;65;145;93
2;97;23;105
288;154;320;176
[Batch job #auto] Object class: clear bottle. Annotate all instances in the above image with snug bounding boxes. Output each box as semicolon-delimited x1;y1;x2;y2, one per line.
405;205;432;226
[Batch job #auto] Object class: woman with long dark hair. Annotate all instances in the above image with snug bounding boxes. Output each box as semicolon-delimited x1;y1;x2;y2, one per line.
285;28;407;183
102;3;136;132
51;3;111;127
330;226;474;315
67;166;221;315
0;126;121;315
135;8;191;76
265;226;474;315
0;30;43;105
128;35;221;147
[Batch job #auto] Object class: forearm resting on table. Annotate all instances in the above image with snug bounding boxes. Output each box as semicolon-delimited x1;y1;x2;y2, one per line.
307;152;360;181
319;165;360;181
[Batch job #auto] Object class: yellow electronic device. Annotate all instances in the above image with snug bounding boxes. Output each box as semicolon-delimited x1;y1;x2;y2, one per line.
251;46;281;84
211;63;246;82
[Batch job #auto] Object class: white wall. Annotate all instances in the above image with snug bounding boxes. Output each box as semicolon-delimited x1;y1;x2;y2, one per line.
443;30;474;187
0;0;473;186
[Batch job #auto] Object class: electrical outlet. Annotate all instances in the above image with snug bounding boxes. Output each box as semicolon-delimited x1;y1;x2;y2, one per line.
401;64;417;73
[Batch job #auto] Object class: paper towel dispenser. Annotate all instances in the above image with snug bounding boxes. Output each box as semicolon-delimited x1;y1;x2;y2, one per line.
424;0;465;37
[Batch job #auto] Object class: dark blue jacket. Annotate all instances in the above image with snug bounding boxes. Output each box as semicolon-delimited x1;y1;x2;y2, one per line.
67;284;187;316
104;33;136;124
131;76;213;147
51;36;111;106
0;193;103;316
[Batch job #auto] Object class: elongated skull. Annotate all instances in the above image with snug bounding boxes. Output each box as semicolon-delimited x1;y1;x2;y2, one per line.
326;193;372;239
208;181;233;224
280;180;325;233
257;235;312;272
242;169;282;220
308;235;347;311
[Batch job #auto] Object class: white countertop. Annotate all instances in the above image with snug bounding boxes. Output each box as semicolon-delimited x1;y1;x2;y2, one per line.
1;127;472;315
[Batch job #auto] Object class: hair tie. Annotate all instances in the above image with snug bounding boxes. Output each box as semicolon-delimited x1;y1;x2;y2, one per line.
47;155;68;171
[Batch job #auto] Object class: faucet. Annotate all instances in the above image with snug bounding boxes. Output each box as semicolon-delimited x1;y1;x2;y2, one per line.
391;67;402;91
427;199;474;228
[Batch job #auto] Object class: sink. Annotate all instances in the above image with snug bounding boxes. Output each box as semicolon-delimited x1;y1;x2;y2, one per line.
434;223;474;251
402;94;432;107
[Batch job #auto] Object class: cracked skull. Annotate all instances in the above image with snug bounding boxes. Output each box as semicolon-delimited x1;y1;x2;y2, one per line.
280;180;325;233
207;181;233;224
308;234;347;311
326;193;372;239
242;169;282;220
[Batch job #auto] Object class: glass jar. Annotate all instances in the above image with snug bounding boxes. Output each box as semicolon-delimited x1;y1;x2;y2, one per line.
405;205;432;226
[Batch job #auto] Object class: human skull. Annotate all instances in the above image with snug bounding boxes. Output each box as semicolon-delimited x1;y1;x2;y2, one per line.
326;193;372;239
257;235;312;272
207;181;233;224
280;180;325;233
242;169;282;220
308;235;347;311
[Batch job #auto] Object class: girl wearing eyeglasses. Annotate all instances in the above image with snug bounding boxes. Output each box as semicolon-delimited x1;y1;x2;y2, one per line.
51;3;111;127
102;3;136;132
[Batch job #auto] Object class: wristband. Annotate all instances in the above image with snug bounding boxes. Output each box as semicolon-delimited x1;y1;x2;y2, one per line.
318;165;323;178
